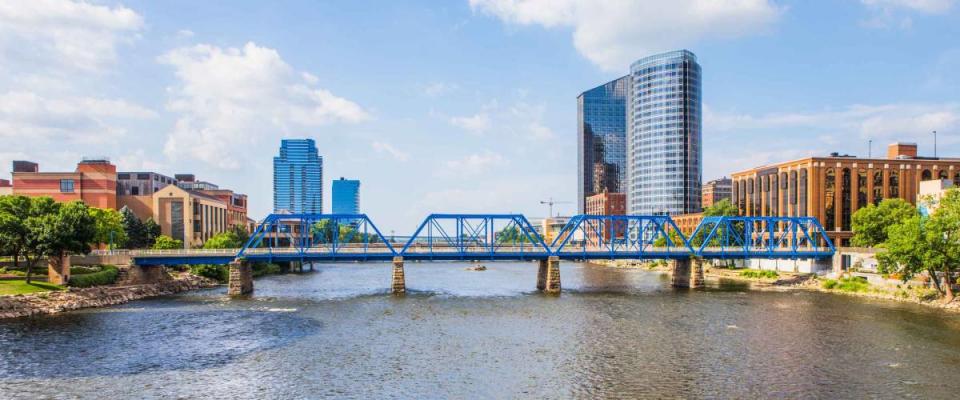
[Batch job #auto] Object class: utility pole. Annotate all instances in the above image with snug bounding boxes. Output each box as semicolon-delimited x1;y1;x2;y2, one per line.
868;139;872;158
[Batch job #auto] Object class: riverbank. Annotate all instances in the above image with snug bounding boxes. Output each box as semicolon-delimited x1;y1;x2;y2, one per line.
594;259;960;312
0;272;218;319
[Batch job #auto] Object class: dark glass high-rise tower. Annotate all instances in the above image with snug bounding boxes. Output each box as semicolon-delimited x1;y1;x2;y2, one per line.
577;75;629;213
627;50;702;215
273;138;323;214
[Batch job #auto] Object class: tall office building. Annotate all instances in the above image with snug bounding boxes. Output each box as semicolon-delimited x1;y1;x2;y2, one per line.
273;139;323;214
627;50;702;215
332;177;360;215
577;75;629;213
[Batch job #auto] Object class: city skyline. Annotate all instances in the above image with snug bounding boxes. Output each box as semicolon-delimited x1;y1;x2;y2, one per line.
0;1;958;232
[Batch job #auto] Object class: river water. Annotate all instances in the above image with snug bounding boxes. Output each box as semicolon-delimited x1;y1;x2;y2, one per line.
1;262;959;399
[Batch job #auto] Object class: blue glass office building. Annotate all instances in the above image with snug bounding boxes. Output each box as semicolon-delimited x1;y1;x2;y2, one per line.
273;139;323;214
332;177;360;215
577;75;629;213
627;50;702;215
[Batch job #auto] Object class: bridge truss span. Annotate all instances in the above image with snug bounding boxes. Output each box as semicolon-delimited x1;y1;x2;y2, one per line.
237;213;397;262
550;215;695;260
689;216;835;259
400;214;551;261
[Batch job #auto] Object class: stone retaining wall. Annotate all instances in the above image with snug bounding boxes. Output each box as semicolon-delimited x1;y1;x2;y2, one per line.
0;273;218;319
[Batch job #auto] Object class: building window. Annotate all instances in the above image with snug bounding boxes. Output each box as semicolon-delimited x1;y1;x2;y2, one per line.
60;179;75;193
118;173;130;180
131;186;139;195
889;170;899;198
921;169;932;181
873;170;883;205
789;171;798;206
770;174;778;216
825;169;835;230
137;173;150;180
857;169;867;211
954;172;960;187
799;169;807;216
841;168;851;231
938;170;948;180
753;178;761;216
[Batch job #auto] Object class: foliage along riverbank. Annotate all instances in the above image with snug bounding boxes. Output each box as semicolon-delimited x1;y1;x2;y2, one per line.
0;272;218;319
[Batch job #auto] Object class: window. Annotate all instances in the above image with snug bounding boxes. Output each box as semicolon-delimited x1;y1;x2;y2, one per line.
60;179;74;193
938;170;948;180
137;173;150;180
825;169;835;230
841;168;851;231
857;170;867;211
118;173;130;180
799;170;807;216
921;169;932;181
889;170;899;198
131;186;139;195
873;170;883;205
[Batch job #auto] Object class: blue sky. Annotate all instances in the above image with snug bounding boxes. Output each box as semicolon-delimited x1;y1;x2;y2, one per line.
1;0;958;232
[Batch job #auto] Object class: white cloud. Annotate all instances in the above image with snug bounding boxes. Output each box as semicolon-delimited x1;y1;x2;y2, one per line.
372;141;410;161
470;0;782;70
423;82;459;97
0;91;156;142
859;0;954;28
0;0;143;72
442;152;507;175
159;42;370;169
449;113;491;134
705;103;960;143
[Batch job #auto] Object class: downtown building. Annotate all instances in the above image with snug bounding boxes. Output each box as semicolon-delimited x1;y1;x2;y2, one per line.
702;177;732;208
577;76;630;214
273;139;323;214
626;50;702;216
332;177;360;215
577;50;703;217
731;142;960;246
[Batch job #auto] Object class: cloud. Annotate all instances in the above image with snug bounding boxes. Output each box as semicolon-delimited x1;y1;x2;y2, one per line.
449;113;491;134
705;103;960;143
469;0;782;70
859;0;955;28
423;82;459;97
372;141;410;161
159;42;370;169
0;91;156;143
0;0;143;72
442;152;507;175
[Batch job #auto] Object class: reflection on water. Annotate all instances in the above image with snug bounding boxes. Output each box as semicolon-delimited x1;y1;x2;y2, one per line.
1;262;959;399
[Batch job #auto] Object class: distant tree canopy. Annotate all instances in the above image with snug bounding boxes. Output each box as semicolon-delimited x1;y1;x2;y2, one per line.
310;220;379;244
120;206;161;249
877;190;960;304
152;235;183;250
851;198;917;247
203;231;244;249
0;196;97;282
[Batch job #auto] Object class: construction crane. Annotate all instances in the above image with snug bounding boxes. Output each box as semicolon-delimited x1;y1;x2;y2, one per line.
539;197;571;217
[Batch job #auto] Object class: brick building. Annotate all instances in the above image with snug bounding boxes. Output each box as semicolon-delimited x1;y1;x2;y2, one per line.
702;177;732;209
731;143;960;246
584;192;626;241
11;158;117;209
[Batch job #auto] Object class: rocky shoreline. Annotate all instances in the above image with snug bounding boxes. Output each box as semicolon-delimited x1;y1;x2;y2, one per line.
0;273;219;319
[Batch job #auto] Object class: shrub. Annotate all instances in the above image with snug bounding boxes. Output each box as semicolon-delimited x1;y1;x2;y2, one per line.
739;269;779;279
822;276;869;292
252;263;280;277
822;279;839;289
70;266;101;275
0;267;26;276
68;265;118;288
189;264;229;282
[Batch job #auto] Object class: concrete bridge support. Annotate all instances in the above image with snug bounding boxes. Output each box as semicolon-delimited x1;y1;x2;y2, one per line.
671;258;705;288
228;259;253;296
537;256;561;293
392;256;405;294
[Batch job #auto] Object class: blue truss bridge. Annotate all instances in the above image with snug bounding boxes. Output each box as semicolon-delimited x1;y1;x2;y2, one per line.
131;213;834;265
127;213;835;294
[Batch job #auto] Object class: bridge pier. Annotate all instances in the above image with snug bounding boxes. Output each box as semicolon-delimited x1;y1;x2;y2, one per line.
671;258;705;288
392;256;405;294
228;259;253;296
537;256;560;293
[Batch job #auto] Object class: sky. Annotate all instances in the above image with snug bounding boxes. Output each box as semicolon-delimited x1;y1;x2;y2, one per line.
0;0;958;233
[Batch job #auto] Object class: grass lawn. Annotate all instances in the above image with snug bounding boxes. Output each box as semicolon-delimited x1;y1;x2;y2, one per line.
0;280;65;296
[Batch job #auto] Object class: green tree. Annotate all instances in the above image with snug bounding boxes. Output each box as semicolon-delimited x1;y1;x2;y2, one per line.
143;218;161;247
152;235;183;250
878;190;960;303
0;195;34;271
89;207;127;249
203;231;243;249
851;198;917;247
690;199;740;248
703;199;738;217
120;206;147;248
28;201;97;283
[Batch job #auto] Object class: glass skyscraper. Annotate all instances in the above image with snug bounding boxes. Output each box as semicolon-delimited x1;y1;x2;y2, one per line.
273;139;323;214
332;177;360;215
627;50;702;215
577;75;629;213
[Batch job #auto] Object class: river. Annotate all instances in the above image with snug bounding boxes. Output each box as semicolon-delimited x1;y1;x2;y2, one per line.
1;262;959;399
